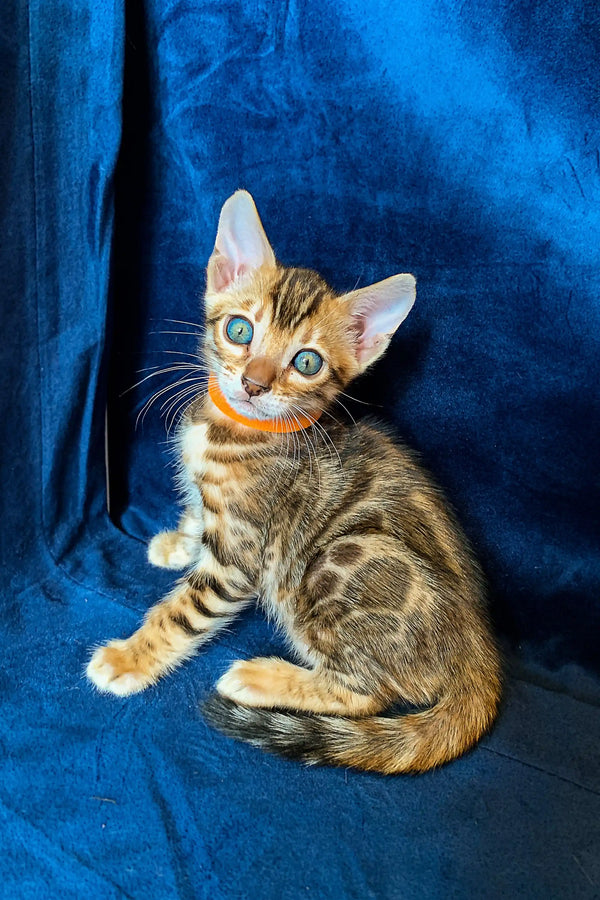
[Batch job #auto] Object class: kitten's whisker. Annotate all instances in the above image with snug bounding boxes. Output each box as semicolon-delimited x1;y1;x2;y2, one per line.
301;401;342;427
338;390;374;407
283;412;299;472
123;364;206;396
163;317;207;331
135;374;205;430
158;376;208;413
286;410;312;474
166;394;201;435
310;416;344;476
277;410;297;476
305;423;322;492
349;272;364;293
332;396;359;428
290;414;301;474
136;380;191;431
134;361;204;372
162;389;204;434
159;350;207;361
304;410;343;470
162;382;208;445
289;408;321;491
274;413;290;472
289;400;338;486
159;376;208;417
150;330;207;339
139;352;207;364
281;410;300;477
162;379;209;434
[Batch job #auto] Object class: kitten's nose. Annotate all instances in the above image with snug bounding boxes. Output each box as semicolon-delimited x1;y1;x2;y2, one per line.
241;374;269;398
241;357;277;398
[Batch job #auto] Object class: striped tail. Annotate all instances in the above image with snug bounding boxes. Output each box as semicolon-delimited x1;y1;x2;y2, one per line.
203;687;499;774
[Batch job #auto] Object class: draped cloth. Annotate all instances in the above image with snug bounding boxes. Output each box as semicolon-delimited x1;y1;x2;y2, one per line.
2;1;599;896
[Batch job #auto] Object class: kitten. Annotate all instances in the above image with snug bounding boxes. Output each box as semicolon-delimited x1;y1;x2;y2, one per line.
87;190;501;774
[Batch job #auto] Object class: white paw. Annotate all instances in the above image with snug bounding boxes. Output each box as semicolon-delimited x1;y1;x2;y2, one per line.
86;642;150;696
147;532;194;569
216;661;261;706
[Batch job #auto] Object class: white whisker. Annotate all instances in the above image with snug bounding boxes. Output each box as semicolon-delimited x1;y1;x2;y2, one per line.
288;400;342;483
150;330;206;339
338;390;374;407
331;396;359;428
161;378;209;434
135;374;205;431
163;317;207;331
122;363;207;396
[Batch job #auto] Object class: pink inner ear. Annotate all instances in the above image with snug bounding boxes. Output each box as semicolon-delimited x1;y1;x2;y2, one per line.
353;331;387;368
211;254;249;293
345;273;416;368
352;298;409;342
211;255;233;293
208;191;276;293
348;305;381;364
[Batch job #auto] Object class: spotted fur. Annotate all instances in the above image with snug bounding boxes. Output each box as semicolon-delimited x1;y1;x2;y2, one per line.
87;191;501;773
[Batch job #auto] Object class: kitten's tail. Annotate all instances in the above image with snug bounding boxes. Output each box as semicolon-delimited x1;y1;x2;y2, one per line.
203;685;500;774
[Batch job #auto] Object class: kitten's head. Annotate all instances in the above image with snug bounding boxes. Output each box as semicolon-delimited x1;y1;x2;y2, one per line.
202;190;415;425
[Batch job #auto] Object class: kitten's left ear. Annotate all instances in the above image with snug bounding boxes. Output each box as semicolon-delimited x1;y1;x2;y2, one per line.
344;274;416;372
207;190;276;293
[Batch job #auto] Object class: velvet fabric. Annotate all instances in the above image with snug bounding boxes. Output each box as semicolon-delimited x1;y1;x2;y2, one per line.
2;0;599;897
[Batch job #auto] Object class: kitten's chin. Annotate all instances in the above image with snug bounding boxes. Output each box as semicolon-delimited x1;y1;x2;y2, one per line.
224;389;273;422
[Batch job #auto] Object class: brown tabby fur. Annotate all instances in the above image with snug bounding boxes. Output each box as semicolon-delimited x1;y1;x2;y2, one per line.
87;192;501;774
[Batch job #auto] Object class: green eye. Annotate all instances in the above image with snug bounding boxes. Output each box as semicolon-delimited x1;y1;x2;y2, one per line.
292;349;323;376
226;316;253;345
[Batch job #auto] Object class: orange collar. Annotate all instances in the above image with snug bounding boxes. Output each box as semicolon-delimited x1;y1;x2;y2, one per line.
207;374;321;433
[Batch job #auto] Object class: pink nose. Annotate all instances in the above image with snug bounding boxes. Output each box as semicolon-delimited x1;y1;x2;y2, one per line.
241;374;270;397
241;357;277;398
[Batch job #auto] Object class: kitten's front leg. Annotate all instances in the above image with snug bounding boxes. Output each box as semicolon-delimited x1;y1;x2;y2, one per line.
147;509;203;570
86;568;251;696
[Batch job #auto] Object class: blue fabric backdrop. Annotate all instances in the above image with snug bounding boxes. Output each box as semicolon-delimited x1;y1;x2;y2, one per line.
2;0;599;897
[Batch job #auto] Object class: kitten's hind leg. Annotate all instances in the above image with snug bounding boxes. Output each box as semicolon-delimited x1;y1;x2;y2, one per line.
148;510;203;569
216;658;379;716
86;571;250;696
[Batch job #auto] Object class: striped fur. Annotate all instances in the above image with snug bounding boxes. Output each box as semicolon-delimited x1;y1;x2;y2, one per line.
87;192;500;773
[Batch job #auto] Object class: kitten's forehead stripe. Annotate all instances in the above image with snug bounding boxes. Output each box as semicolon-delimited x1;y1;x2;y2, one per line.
271;266;334;330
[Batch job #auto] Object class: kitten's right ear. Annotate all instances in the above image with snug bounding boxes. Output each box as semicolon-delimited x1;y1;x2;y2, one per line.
207;191;276;293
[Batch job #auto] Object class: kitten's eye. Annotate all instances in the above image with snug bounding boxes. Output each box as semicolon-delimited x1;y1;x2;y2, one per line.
292;349;323;376
226;316;253;345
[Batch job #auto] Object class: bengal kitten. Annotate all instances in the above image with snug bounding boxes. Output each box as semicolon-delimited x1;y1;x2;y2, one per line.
87;190;501;774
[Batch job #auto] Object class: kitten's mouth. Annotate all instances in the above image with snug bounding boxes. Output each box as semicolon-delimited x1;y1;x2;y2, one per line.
208;374;321;434
227;390;272;421
219;376;286;422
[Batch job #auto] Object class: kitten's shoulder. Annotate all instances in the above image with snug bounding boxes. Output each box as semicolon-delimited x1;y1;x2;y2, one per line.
346;415;420;464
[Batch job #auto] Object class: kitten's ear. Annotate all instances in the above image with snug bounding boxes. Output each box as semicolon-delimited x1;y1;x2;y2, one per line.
344;274;416;372
207;190;276;293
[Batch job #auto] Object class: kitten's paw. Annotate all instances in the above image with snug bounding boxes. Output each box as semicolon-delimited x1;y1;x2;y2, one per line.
216;658;284;707
148;531;195;569
86;641;154;696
